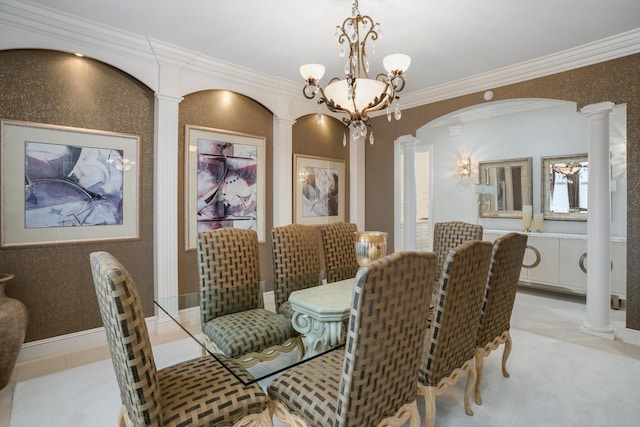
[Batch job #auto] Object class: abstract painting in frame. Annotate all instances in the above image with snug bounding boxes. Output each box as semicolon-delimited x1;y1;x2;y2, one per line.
1;120;140;247
294;154;345;225
185;125;265;249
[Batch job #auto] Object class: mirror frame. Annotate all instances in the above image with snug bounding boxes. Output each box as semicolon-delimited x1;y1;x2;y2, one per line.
542;153;588;222
478;157;533;218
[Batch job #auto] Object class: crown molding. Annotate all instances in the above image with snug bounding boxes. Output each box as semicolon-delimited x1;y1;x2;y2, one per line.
400;28;640;110
0;0;300;100
0;0;156;64
3;1;638;112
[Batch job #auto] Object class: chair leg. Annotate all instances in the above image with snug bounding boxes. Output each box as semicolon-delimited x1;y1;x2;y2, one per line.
463;359;477;416
417;383;436;427
502;330;512;378
377;401;420;427
474;348;484;405
118;404;131;427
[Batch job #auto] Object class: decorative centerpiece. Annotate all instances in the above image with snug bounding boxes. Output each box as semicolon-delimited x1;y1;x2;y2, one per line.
0;273;28;390
354;231;388;266
522;205;533;232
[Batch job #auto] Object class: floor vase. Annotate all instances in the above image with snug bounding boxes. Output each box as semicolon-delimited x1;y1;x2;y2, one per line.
0;273;28;390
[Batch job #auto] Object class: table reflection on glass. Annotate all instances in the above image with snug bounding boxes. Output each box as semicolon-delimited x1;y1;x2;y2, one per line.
154;273;355;386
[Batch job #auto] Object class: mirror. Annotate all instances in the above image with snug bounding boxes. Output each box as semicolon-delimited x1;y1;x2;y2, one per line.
478;157;533;218
542;153;588;221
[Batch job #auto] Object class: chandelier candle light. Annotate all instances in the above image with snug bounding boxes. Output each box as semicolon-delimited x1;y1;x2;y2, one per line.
300;0;411;145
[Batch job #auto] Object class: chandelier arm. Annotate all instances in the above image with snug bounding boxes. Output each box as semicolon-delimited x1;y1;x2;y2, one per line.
360;91;394;119
316;86;356;119
302;84;316;100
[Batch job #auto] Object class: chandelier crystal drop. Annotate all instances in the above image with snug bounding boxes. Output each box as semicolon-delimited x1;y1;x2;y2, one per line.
300;0;410;145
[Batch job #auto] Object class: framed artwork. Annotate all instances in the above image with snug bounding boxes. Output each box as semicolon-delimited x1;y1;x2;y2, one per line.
294;154;345;225
185;125;265;249
1;120;140;247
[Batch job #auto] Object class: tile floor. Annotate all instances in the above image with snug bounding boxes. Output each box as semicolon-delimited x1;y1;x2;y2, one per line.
1;286;639;427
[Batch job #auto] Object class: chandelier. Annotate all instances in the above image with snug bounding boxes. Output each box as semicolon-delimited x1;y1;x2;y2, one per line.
300;0;411;145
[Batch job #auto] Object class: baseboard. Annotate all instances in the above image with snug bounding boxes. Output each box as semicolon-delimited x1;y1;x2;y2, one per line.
18;316;157;363
620;327;640;346
16;303;229;364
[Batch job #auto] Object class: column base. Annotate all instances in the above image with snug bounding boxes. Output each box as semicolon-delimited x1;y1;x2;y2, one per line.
580;322;616;340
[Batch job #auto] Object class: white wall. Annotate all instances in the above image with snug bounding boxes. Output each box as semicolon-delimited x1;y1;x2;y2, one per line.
413;99;627;238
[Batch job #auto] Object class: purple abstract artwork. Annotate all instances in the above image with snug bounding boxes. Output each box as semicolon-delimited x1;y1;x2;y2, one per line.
196;139;258;234
24;142;124;228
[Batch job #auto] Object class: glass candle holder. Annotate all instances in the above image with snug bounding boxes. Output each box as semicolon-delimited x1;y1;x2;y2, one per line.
354;231;388;266
532;213;544;233
522;205;533;232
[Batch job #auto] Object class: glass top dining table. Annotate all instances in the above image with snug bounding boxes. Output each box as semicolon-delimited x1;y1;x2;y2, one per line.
154;272;358;386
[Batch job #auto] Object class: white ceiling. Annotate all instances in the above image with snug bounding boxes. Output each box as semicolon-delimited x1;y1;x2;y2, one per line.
15;0;640;94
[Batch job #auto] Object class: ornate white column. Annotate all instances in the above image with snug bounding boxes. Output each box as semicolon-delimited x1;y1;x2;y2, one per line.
273;116;295;226
154;64;183;334
349;130;365;230
403;141;417;250
580;101;615;340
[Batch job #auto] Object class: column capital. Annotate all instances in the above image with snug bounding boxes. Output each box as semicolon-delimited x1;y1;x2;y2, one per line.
581;101;615;117
273;116;296;127
155;93;184;104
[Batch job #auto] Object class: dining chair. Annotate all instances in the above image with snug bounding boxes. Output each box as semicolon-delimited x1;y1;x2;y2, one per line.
432;221;484;280
418;239;492;427
474;232;528;404
319;221;359;283
89;251;272;427
198;228;303;367
271;223;323;319
268;251;437;427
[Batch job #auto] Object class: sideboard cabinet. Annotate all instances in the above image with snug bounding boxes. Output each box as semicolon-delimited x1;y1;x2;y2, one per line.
483;230;627;301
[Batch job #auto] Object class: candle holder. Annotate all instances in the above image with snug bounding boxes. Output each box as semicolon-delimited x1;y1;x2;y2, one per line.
532;213;544;233
522;205;533;232
354;231;388;266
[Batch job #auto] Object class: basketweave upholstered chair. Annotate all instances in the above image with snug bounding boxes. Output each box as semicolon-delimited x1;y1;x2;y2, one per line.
198;228;303;367
418;240;492;427
268;251;438;427
474;232;528;405
319;222;359;283
89;251;272;427
432;221;484;281
271;224;323;319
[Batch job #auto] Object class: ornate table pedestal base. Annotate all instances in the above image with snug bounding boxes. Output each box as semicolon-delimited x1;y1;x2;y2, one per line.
291;312;347;358
288;278;354;358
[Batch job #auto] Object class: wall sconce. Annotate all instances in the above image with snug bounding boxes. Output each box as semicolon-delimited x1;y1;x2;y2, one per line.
458;156;471;179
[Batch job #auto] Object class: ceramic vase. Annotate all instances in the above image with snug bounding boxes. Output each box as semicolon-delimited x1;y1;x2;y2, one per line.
0;273;28;390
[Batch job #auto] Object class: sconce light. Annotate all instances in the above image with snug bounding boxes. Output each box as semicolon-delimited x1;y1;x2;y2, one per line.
458;156;471;179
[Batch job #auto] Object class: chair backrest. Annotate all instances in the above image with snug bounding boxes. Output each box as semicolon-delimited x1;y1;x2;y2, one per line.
337;251;437;426
420;240;492;386
320;222;359;283
89;251;162;425
432;221;483;272
197;228;262;325
477;232;528;347
271;223;322;310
